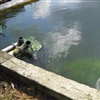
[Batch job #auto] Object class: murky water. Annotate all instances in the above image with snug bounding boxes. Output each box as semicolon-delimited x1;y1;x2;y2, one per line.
0;0;100;88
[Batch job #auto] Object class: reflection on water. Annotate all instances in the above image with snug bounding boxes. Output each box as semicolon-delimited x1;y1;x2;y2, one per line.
0;0;100;88
43;22;81;59
32;0;82;19
33;0;51;19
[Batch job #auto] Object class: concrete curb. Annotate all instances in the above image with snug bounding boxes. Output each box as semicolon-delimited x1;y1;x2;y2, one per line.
0;50;100;100
0;0;38;11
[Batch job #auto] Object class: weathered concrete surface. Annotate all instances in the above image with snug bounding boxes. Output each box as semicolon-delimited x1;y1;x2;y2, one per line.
0;50;100;100
0;0;11;4
0;50;13;64
0;0;37;10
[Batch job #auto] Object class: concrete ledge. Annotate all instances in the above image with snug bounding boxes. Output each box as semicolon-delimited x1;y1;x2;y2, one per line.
0;50;13;64
0;0;11;4
0;50;100;100
0;0;38;11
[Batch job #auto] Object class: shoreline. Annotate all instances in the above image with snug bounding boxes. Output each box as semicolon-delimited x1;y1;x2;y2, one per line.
0;0;38;11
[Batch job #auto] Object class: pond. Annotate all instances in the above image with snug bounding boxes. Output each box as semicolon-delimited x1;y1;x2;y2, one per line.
0;0;100;88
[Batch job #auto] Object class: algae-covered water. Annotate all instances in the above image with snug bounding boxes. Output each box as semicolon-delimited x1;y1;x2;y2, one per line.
0;0;100;88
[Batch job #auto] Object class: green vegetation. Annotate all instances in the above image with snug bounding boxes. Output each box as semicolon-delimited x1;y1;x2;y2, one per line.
0;27;2;34
28;36;42;51
61;57;100;87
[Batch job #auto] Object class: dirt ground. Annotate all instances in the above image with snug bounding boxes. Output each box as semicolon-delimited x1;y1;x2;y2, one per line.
0;69;57;100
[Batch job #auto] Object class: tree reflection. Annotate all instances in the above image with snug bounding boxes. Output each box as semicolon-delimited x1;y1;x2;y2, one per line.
0;6;25;36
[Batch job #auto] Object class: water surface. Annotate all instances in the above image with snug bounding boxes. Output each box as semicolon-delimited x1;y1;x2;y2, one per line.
0;0;100;88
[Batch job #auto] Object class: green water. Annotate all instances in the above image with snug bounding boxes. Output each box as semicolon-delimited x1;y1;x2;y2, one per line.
0;0;100;88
